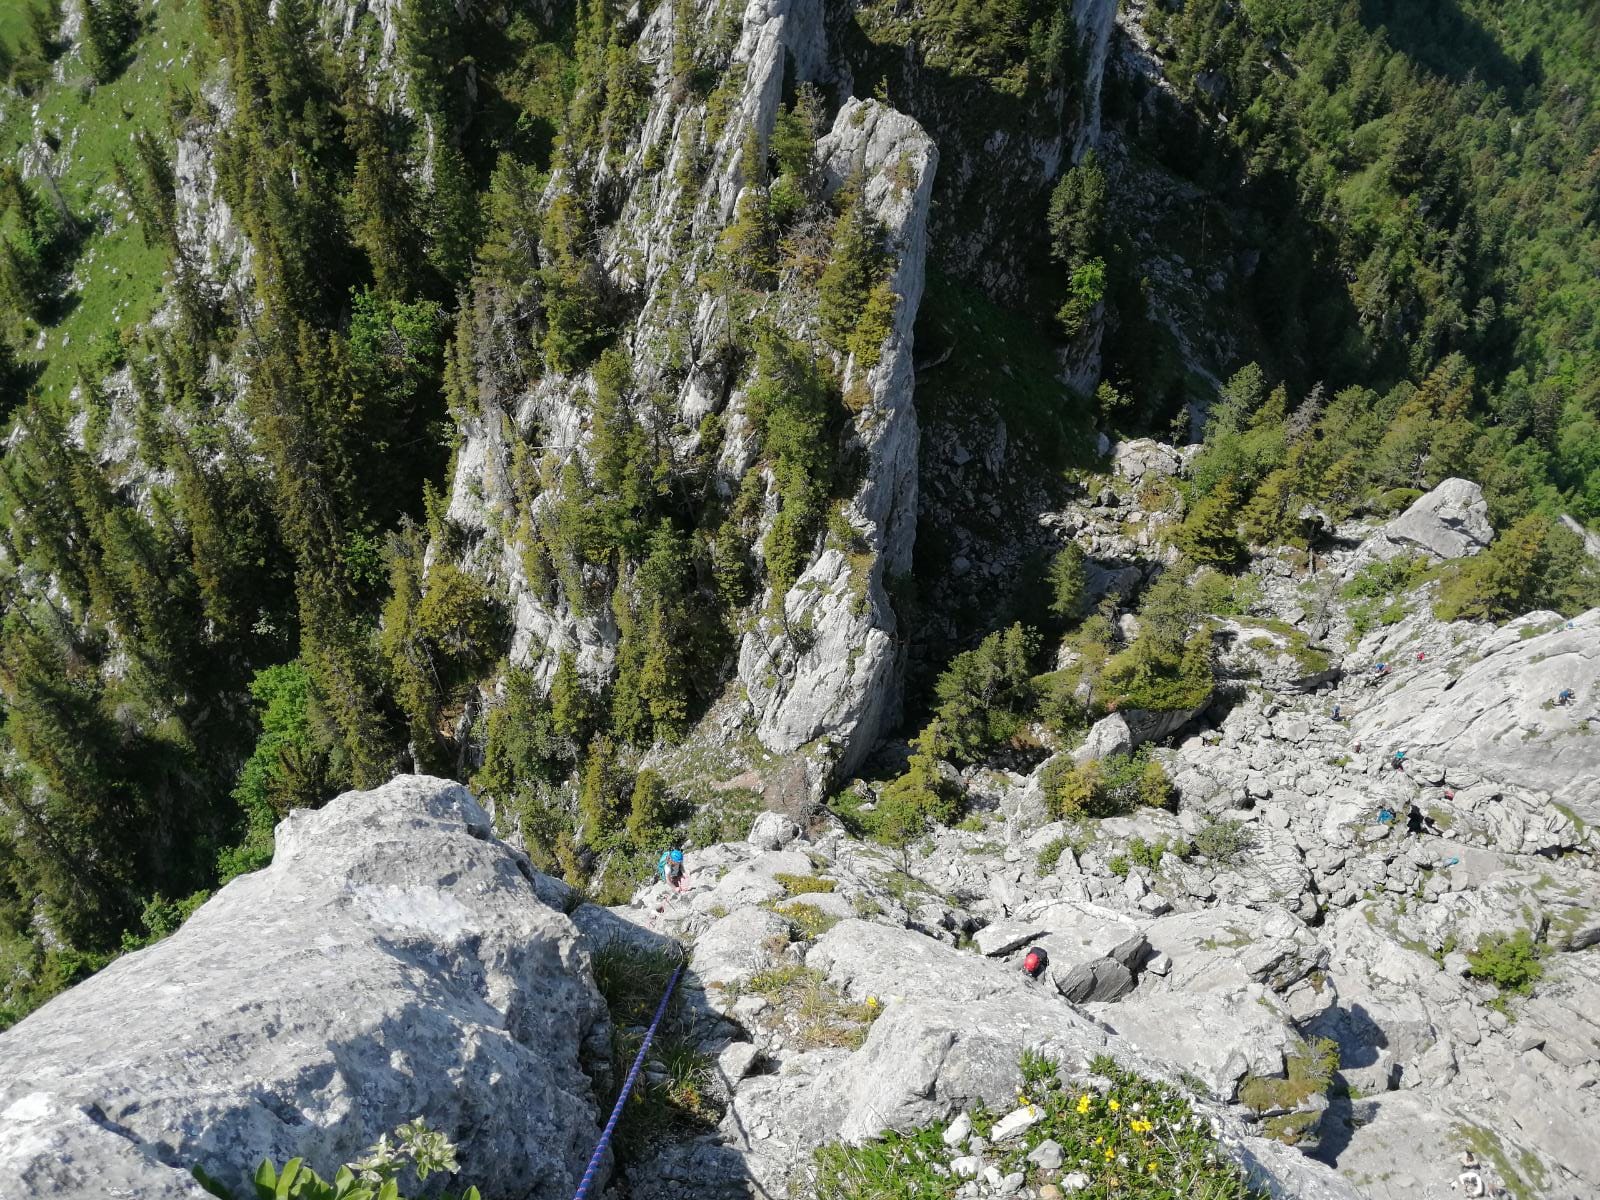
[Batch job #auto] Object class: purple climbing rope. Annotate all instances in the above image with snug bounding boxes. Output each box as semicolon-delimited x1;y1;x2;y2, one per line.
570;959;685;1200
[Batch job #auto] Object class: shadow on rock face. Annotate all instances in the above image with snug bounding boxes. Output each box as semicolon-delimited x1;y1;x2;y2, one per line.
1304;1001;1390;1071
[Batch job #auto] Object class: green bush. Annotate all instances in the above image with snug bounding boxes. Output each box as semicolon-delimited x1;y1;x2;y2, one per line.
1041;747;1173;821
1435;514;1600;623
932;622;1040;762
1036;835;1072;873
771;899;840;940
1341;555;1431;601
1046;543;1087;619
1466;930;1543;996
1191;815;1253;865
1124;834;1181;871
1191;567;1263;616
219;662;325;882
1238;1038;1340;1144
873;749;960;844
817;182;889;358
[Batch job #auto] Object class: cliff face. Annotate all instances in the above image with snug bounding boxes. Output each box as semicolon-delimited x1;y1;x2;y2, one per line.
734;99;932;772
439;0;941;779
438;0;1121;780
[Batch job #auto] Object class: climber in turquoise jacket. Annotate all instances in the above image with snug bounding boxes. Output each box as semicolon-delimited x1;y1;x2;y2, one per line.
658;848;689;893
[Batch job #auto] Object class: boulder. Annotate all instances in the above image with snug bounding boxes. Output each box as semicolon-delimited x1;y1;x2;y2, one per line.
1087;984;1300;1098
1120;702;1211;747
1143;906;1328;993
1111;438;1183;482
747;811;802;851
0;777;607;1200
1072;713;1133;763
793;995;1111;1145
995;900;1149;1002
1358;478;1493;563
693;908;795;987
973;920;1048;958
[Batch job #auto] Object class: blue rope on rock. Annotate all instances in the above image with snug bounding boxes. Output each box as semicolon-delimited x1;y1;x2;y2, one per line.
571;959;685;1200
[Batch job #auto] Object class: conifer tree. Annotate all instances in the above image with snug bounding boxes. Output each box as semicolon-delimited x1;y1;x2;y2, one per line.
625;769;670;845
816;182;886;355
344;100;422;299
551;650;596;745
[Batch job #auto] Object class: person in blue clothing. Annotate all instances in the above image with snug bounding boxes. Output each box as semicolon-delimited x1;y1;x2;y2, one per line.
658;848;689;893
1392;749;1407;770
1557;688;1575;706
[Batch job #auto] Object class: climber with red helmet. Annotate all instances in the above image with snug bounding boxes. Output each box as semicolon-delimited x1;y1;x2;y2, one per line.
1021;946;1049;981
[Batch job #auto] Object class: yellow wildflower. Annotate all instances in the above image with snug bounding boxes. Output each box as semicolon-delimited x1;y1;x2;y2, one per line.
1147;1163;1158;1173
1108;1099;1120;1112
1077;1094;1092;1115
1105;1148;1115;1160
1094;1136;1104;1146
1130;1118;1153;1134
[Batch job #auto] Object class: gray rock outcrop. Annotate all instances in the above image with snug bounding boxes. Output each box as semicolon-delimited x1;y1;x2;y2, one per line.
1355;477;1494;564
0;777;608;1200
1349;607;1600;822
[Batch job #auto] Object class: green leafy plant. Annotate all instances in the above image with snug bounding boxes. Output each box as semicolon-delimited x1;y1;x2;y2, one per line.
235;1119;478;1200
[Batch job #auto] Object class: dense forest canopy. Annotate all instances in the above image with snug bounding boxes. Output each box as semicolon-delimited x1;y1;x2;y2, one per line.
0;0;1596;1028
1112;0;1600;518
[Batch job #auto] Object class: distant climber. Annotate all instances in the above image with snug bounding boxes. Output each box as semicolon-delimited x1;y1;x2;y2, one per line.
658;848;689;893
1332;704;1342;721
1416;651;1426;662
1378;807;1396;825
1406;805;1439;836
1021;946;1049;980
1557;688;1575;706
1392;749;1407;770
1373;661;1388;675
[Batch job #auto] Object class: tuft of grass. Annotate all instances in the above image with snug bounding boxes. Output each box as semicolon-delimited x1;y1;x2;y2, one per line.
1454;1124;1546;1200
775;872;837;895
586;938;717;1161
768;899;842;940
1238;1038;1339;1137
813;1052;1268;1200
731;965;880;1050
589;937;686;1027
